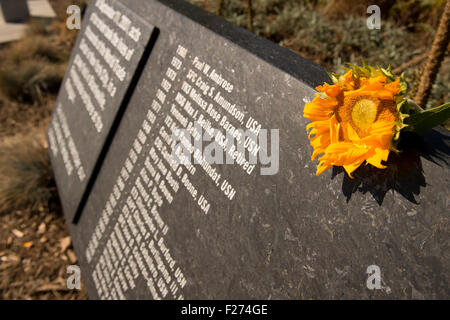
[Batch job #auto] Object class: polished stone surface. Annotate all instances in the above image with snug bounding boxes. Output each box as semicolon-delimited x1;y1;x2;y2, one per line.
47;0;157;222
54;0;449;299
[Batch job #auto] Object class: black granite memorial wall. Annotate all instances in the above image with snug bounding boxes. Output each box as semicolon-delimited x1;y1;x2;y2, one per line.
47;0;158;222
49;0;449;299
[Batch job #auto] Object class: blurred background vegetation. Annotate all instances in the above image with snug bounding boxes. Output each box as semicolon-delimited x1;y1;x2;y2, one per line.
190;0;449;109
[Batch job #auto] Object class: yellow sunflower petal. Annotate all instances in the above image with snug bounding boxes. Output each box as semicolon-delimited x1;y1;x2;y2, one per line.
316;142;369;178
323;142;368;165
343;160;365;178
366;148;389;169
311;135;330;160
330;115;340;144
304;96;337;121
316;82;342;98
316;160;333;176
346;123;361;142
307;119;330;138
343;70;354;89
363;121;395;147
384;77;401;95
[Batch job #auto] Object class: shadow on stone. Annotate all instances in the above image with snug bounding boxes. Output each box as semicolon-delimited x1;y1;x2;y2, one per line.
331;127;450;205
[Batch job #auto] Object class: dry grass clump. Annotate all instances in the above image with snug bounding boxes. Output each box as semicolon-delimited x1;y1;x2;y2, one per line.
0;128;56;215
0;61;65;103
0;4;81;104
6;36;64;64
0;19;71;103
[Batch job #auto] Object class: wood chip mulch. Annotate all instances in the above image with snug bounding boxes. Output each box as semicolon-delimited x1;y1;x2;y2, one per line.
0;208;87;299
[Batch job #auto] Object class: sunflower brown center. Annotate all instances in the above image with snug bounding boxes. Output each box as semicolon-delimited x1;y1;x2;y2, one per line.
351;98;378;131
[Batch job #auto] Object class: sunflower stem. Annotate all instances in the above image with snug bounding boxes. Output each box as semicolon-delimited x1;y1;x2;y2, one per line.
216;0;224;16
414;0;450;109
247;0;254;32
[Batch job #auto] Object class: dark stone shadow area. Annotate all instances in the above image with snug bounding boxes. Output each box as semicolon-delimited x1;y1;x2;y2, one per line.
331;127;450;205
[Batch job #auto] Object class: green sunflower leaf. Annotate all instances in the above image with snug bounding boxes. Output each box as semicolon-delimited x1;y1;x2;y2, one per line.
381;67;395;81
401;99;423;114
327;72;339;84
404;102;450;133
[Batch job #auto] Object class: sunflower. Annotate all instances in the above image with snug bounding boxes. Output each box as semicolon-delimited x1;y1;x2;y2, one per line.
303;64;408;178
